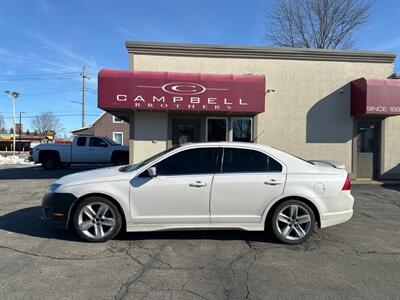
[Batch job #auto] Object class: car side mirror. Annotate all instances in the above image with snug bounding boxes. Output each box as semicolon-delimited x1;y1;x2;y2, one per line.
147;167;157;177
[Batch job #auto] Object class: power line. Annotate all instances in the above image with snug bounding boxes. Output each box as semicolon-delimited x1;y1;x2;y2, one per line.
0;71;80;78
0;110;100;116
1;113;99;119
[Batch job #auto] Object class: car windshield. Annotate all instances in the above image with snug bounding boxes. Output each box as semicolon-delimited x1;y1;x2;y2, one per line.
119;146;178;172
103;136;119;145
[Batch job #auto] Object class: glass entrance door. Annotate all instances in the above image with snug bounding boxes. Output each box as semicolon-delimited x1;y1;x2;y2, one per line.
356;121;380;178
206;118;228;142
172;119;200;146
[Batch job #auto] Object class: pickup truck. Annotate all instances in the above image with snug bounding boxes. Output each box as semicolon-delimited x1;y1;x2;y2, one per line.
31;135;129;170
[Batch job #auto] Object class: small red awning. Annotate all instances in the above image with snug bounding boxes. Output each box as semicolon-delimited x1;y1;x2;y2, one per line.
351;78;400;116
98;69;266;113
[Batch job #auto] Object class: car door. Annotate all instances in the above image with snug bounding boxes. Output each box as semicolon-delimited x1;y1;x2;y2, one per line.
129;147;219;224
210;147;286;224
71;136;89;163
86;137;110;163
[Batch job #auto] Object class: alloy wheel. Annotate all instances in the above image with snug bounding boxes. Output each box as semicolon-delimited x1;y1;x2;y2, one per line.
275;204;312;241
77;202;116;240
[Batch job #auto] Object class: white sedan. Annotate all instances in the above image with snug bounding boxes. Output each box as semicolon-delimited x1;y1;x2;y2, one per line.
42;142;354;244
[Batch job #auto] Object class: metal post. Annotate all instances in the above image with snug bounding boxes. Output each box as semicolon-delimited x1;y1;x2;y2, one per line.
18;111;25;154
19;111;22;154
12;97;16;156
80;66;90;128
5;91;20;157
82;66;85;128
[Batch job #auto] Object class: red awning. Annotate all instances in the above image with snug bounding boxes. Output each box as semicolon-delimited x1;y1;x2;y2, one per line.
98;69;266;113
351;78;400;116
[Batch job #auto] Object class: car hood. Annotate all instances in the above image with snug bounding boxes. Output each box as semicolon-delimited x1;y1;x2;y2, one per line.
55;166;131;186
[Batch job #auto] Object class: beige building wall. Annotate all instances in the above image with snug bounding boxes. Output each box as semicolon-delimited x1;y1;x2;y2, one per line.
381;116;400;178
130;54;393;174
129;111;168;163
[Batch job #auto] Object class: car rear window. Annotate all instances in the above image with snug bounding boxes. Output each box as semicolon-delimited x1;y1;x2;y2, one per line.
222;148;282;173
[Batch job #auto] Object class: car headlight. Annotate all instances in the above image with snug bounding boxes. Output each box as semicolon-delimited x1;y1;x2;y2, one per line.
47;183;61;193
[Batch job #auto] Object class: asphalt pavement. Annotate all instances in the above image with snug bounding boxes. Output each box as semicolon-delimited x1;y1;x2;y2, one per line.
0;165;399;299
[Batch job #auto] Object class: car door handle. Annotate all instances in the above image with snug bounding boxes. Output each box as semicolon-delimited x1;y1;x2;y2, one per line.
189;181;207;187
264;179;283;186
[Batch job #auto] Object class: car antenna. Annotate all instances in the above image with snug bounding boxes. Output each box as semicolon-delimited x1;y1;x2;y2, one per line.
252;130;264;143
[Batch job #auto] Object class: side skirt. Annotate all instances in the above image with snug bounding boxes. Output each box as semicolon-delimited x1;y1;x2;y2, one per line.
126;223;265;232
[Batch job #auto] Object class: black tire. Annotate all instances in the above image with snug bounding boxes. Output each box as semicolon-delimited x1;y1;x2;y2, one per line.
73;197;122;242
41;155;59;170
113;155;128;166
271;200;316;245
59;163;71;169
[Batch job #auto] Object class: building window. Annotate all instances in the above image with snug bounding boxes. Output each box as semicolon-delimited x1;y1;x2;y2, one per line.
206;117;228;142
113;132;124;145
113;116;123;123
232;118;253;142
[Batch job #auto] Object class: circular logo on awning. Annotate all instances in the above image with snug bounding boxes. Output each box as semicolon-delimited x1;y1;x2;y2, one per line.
162;82;206;95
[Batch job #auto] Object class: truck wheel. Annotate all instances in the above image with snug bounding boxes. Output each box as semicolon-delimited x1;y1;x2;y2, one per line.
60;163;71;169
42;156;59;170
73;197;122;242
113;156;128;166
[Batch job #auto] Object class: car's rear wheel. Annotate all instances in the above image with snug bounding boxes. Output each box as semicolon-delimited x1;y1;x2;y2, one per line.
271;200;315;245
73;197;122;242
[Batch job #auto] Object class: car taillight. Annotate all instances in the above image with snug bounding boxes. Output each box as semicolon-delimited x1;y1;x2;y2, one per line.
29;148;32;155
342;174;351;191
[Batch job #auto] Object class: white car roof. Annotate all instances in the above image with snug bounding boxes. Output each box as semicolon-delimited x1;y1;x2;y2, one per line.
179;142;271;150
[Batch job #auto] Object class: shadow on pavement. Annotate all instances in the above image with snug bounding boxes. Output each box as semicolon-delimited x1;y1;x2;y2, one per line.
117;230;279;244
381;183;400;192
0;206;279;244
0;206;79;241
0;165;110;180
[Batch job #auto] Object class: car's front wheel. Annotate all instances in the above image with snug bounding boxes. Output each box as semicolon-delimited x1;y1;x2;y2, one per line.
271;200;315;245
73;197;122;242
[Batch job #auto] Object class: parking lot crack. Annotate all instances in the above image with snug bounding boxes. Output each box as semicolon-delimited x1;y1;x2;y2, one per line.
0;244;113;261
114;245;166;300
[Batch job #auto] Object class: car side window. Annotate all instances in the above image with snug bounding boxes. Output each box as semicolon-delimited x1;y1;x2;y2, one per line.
222;148;282;173
76;137;87;147
89;137;108;147
154;148;219;176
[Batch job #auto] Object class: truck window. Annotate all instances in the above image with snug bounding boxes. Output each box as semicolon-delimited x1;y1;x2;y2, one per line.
89;137;108;147
77;137;87;147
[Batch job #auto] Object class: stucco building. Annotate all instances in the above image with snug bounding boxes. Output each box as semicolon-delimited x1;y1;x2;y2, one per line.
98;41;400;179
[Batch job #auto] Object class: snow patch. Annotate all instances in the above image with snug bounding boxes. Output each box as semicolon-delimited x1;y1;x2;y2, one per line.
0;155;34;165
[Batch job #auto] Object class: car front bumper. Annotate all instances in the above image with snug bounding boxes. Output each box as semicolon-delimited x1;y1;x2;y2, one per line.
41;192;78;229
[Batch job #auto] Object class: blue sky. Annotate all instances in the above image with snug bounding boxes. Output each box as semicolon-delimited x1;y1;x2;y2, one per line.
0;0;399;135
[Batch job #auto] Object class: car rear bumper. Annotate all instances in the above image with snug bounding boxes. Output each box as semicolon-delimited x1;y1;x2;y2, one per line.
320;191;354;228
41;192;78;229
320;209;353;228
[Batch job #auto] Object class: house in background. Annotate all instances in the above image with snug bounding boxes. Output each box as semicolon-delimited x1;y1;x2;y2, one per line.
71;112;129;145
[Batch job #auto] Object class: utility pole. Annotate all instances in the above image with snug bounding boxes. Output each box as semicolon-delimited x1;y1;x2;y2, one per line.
18;111;25;154
5;91;20;157
80;66;90;128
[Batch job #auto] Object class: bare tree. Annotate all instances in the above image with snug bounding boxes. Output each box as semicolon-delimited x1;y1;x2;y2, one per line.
265;0;371;49
31;112;63;135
